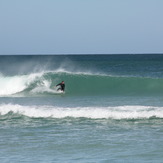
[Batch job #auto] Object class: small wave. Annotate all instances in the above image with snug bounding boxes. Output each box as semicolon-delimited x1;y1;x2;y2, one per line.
0;104;163;120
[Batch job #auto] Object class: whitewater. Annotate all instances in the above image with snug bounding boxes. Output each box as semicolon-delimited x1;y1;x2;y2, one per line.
0;55;163;163
1;103;163;120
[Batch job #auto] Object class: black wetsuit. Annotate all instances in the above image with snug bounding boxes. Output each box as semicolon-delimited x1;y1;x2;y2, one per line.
56;82;65;91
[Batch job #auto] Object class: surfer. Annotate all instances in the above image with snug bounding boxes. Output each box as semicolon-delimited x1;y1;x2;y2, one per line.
56;81;65;92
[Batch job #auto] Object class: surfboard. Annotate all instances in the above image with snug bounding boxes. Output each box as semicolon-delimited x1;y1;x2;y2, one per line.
57;90;64;94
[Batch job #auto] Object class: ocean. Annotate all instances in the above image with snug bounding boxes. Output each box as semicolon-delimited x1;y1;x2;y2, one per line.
0;54;163;162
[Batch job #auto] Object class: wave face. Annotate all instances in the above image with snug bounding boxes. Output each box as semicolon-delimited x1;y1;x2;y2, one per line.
0;104;163;120
1;71;163;96
1;55;163;96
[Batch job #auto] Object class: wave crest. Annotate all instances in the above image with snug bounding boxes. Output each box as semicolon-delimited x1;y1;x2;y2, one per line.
0;70;163;96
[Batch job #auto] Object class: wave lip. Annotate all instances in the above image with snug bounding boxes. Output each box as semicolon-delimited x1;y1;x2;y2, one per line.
0;104;163;120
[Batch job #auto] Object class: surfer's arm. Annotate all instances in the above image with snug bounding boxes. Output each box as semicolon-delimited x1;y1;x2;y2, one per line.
56;83;61;87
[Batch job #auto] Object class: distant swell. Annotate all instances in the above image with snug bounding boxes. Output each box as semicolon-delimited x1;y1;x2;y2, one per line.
0;70;163;96
0;104;163;120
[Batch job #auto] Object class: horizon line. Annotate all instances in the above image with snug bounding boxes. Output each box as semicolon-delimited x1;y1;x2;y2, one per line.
0;53;163;55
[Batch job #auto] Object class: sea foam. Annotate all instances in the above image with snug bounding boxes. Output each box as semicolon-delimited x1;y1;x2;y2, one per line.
0;104;163;119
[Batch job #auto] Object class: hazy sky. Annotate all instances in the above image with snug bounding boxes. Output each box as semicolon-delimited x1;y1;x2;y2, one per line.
0;0;163;54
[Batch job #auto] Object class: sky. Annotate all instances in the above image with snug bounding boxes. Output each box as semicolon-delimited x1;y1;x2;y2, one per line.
0;0;163;54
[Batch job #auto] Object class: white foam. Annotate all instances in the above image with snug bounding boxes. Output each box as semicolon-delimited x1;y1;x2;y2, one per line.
0;104;163;119
0;72;48;96
0;74;27;96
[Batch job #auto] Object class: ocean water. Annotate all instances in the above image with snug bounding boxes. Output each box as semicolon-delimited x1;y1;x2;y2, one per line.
0;54;163;163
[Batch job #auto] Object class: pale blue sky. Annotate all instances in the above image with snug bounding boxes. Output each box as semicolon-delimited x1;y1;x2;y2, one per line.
0;0;163;54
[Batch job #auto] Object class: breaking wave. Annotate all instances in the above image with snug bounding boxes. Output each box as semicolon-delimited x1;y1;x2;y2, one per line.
0;70;163;96
0;104;163;120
